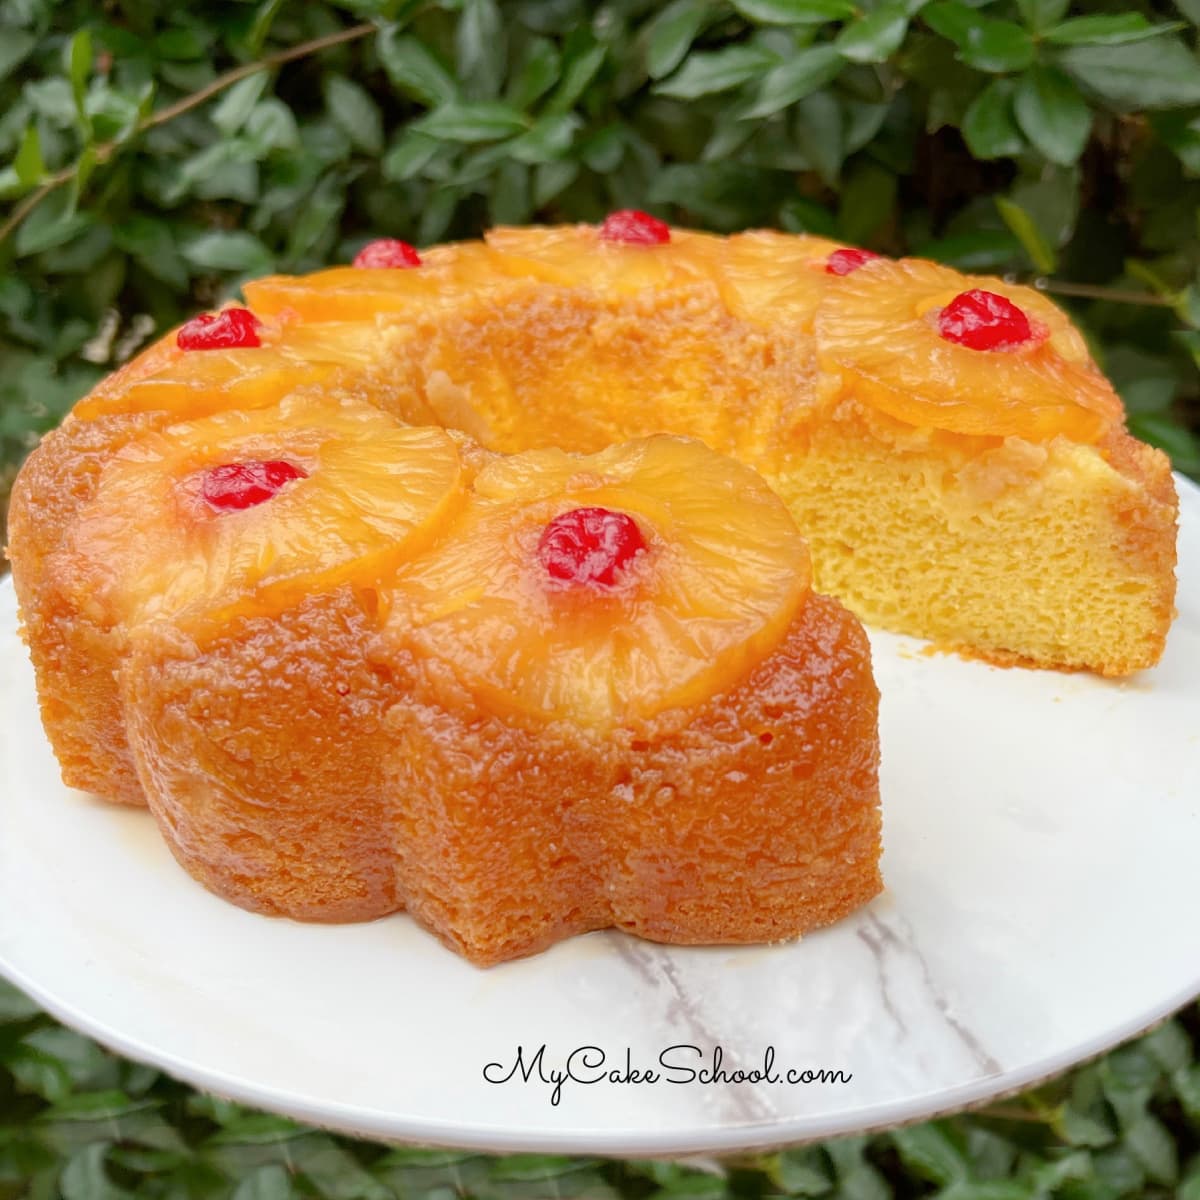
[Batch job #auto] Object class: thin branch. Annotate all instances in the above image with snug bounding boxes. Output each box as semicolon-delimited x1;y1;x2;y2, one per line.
0;21;375;246
1032;277;1177;308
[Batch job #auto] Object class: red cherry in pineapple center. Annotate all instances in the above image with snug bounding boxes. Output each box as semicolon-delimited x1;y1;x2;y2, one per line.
826;248;880;276
353;239;422;268
538;507;647;587
202;460;308;511
937;289;1034;351
599;210;670;246
177;308;262;351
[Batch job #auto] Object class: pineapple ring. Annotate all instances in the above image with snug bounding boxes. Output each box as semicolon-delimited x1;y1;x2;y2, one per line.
816;257;1123;443
74;315;386;422
388;435;811;728
61;395;466;633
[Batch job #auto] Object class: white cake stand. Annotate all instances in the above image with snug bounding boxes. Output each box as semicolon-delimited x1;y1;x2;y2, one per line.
2;479;1198;1156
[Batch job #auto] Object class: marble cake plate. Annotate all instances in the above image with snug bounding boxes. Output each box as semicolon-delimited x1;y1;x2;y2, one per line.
2;477;1199;1158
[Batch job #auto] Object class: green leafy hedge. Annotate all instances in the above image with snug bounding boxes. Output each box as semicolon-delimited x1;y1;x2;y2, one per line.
2;976;1199;1199
4;0;1200;529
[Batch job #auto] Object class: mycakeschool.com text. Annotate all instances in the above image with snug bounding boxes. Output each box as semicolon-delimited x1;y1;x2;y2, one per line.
482;1045;853;1107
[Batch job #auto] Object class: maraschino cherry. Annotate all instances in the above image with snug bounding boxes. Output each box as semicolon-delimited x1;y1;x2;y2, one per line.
826;248;881;276
353;239;422;268
938;289;1037;351
538;507;647;587
201;461;308;511
599;210;671;246
177;308;262;351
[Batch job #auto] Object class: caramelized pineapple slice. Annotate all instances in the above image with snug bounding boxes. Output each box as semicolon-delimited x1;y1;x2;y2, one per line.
484;221;727;294
719;229;847;327
61;396;466;632
816;257;1124;442
242;241;517;322
390;435;810;728
75;311;385;423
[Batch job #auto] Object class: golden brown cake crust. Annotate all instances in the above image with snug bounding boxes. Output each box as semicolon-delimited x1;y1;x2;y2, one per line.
120;589;881;964
7;413;169;806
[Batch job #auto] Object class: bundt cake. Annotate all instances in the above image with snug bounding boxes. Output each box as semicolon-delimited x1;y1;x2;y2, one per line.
4;213;1181;962
7;388;881;964
241;217;1177;675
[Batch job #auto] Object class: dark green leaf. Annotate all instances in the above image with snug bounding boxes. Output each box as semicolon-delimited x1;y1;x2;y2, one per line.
769;1147;833;1195
377;32;458;106
646;0;711;79
507;113;581;162
323;74;383;155
457;0;506;100
154;27;208;60
792;91;843;184
66;29;92;139
1152;110;1200;174
743;46;844;116
0;29;36;81
838;159;896;243
416;185;458;241
7;1045;73;1102
14;189;92;257
732;0;857;22
506;37;560;107
211;72;270;137
1143;1019;1192;1072
182;230;273;273
248;0;287;55
890;1123;969;1186
21;1027;111;1089
545;37;606;113
1173;1062;1200;1120
287;1135;392;1200
382;130;442;180
962;79;1024;159
533;159;578;205
935;1185;1034;1200
231;1165;298;1200
13;124;44;187
1015;0;1068;32
1013;66;1091;165
244;100;300;154
1124;1114;1178;1185
114;217;188;289
413;101;527;141
656;44;779;98
25;77;77;125
961;20;1035;72
59;1143;131;1200
1059;38;1200;110
582;124;626;171
284;173;345;264
923;2;980;44
1045;15;1181;46
996;195;1056;270
1052;1102;1117;1146
837;4;909;63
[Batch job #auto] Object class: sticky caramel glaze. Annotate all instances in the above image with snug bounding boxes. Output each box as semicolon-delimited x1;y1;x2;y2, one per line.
379;590;880;966
119;588;879;962
6;413;168;806
121;587;402;922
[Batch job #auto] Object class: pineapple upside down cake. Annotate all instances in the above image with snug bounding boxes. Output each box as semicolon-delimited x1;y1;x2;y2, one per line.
5;211;1178;963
